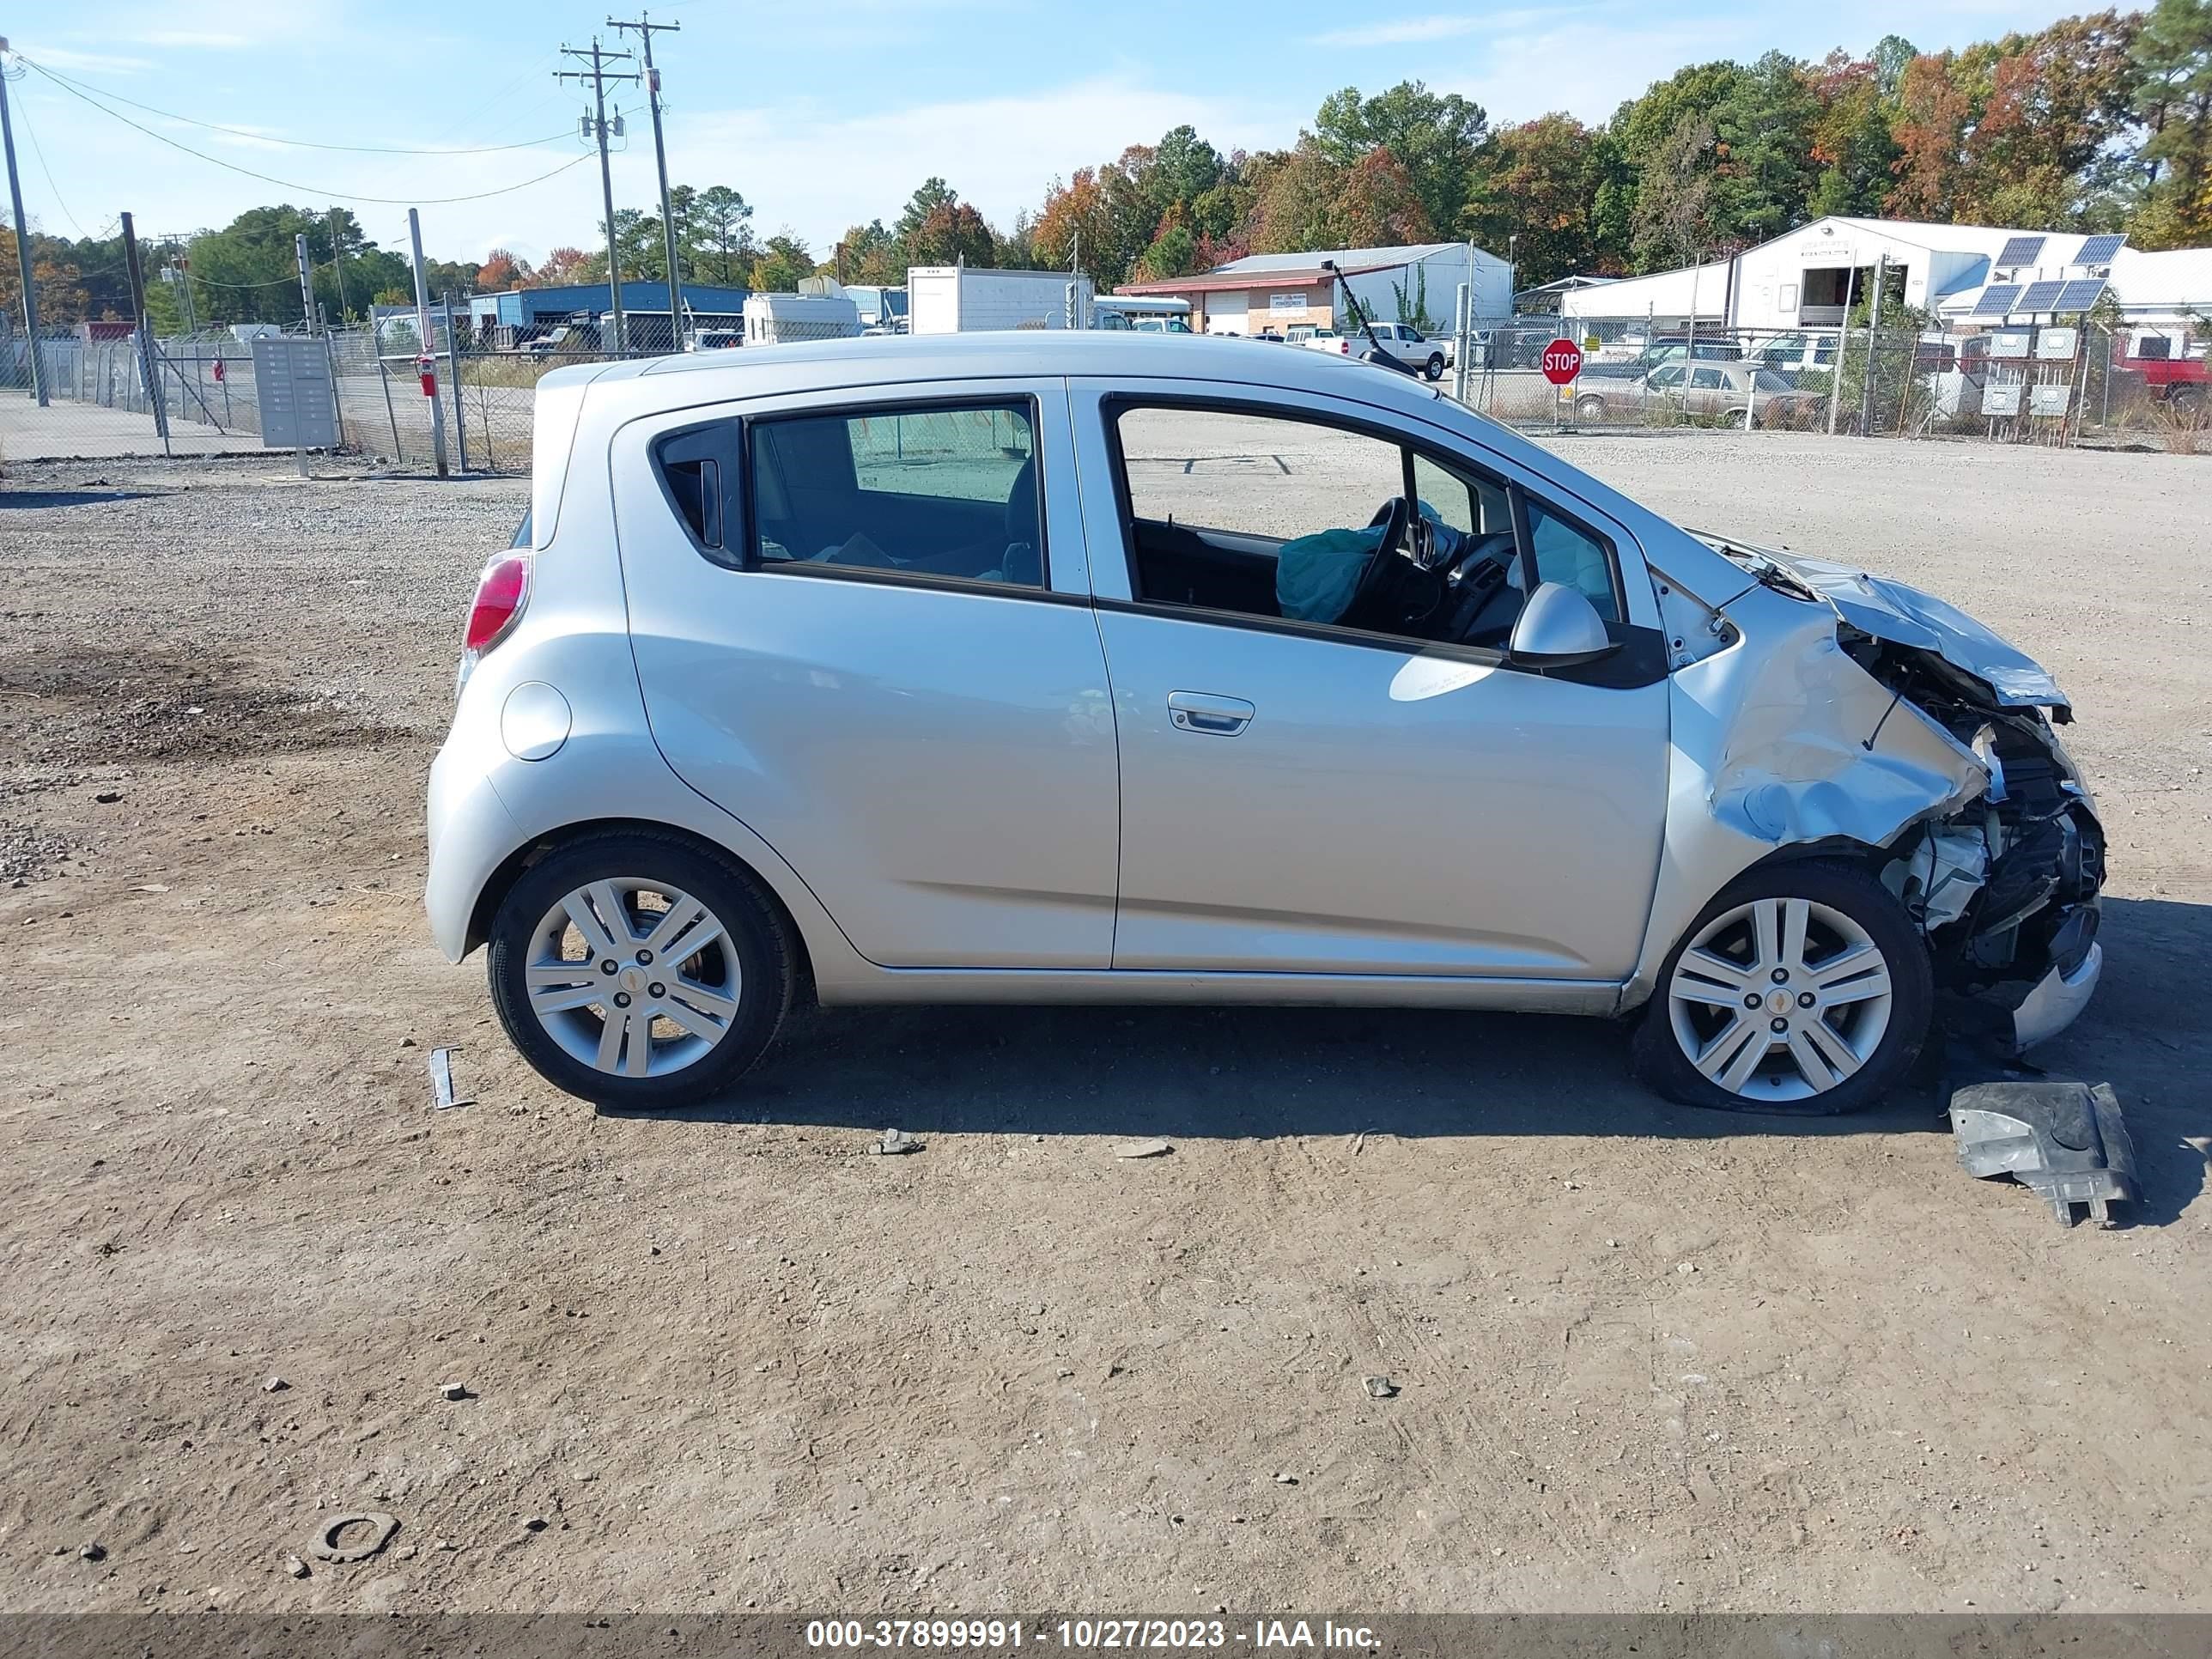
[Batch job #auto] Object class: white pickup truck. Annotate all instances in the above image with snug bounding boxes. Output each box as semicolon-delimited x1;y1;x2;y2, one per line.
1291;321;1453;380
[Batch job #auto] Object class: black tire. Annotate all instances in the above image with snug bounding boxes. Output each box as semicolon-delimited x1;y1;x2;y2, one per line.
1425;353;1446;381
1575;394;1607;422
1630;858;1934;1116
487;830;796;1109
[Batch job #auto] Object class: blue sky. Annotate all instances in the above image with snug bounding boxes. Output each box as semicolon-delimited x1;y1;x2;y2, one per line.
10;0;2089;269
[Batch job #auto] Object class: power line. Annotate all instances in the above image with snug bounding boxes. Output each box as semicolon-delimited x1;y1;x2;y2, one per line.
24;57;573;155
23;62;595;204
9;84;88;237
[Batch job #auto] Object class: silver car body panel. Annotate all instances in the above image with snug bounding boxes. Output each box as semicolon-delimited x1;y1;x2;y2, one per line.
1069;375;1668;979
1689;532;2072;710
424;333;2102;1049
609;381;1121;969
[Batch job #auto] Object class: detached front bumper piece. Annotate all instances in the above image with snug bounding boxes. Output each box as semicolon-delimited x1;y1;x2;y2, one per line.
1952;1079;2137;1227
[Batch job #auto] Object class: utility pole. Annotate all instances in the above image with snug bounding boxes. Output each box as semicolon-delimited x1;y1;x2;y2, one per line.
0;38;46;405
407;207;449;477
1859;252;1888;438
557;38;638;355
295;234;318;335
120;212;169;454
609;11;682;351
328;208;350;323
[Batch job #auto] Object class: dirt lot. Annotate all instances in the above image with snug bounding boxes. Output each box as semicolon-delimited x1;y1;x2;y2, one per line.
2;432;2208;1617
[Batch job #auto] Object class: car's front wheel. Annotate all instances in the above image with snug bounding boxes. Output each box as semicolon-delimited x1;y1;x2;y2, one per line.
1631;860;1932;1115
1575;393;1607;422
487;831;795;1109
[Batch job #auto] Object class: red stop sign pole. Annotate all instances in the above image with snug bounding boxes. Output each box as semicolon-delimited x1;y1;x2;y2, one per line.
1540;337;1583;385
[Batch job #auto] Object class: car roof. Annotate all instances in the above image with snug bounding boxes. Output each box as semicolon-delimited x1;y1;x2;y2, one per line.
556;328;1449;413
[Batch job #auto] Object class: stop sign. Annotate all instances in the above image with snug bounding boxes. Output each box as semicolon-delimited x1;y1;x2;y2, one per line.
1540;337;1583;385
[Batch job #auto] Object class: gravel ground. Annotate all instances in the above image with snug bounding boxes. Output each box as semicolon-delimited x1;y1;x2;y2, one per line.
1;433;2207;1616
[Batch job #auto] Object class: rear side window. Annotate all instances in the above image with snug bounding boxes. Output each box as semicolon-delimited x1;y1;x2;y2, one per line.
747;401;1045;590
651;424;738;565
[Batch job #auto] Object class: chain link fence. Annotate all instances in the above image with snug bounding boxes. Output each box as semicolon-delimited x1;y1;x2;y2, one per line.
10;309;2203;472
1458;315;2204;448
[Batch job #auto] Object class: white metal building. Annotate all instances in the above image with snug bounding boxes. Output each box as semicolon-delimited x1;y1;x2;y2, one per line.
1561;216;2211;347
1117;242;1512;336
1557;259;1732;329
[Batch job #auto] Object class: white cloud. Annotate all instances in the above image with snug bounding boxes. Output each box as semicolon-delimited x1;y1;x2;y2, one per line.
657;78;1279;256
14;43;155;76
1316;15;1481;47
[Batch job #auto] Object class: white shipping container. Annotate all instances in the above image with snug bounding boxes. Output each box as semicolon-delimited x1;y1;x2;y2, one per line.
908;267;1097;334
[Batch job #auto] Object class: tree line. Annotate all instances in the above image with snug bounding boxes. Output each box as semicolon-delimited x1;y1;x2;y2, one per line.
6;2;2207;331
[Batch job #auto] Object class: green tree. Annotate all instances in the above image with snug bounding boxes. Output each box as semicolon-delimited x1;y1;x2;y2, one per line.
1313;81;1486;237
1710;51;1820;246
1631;112;1722;270
833;220;903;284
2132;0;2212;246
895;179;959;241
690;185;757;284
748;233;813;292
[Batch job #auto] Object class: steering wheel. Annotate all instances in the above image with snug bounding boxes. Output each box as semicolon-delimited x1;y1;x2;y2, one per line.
1340;496;1413;629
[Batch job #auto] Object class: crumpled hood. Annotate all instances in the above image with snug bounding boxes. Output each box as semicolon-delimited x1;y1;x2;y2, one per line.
1697;534;2070;712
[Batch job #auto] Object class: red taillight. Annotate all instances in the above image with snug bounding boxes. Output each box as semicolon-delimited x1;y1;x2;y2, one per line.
1339;339;1350;354
465;554;530;655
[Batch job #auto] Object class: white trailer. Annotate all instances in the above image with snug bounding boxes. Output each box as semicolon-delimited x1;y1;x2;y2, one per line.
742;289;862;345
908;267;1097;334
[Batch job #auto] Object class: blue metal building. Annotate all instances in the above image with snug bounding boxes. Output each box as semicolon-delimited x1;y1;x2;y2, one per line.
470;282;751;342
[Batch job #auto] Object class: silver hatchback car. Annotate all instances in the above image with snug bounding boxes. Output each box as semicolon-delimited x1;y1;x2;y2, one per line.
427;333;2103;1115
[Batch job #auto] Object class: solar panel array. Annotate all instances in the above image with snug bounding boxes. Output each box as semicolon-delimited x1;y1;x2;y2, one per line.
2075;234;2125;265
1972;283;2023;317
1996;234;2047;267
2017;279;2068;313
2054;278;2107;313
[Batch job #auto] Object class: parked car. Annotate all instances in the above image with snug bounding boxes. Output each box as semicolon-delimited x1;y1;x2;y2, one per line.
1571;362;1821;427
1583;334;1747;380
2118;342;2208;408
427;332;2103;1116
1751;331;1839;377
1298;320;1451;379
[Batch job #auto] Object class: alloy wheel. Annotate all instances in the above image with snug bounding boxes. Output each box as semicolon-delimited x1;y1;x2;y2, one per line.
525;879;742;1079
1665;896;1894;1104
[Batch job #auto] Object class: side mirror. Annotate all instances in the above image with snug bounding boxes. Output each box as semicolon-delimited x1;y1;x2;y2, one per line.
1509;581;1617;669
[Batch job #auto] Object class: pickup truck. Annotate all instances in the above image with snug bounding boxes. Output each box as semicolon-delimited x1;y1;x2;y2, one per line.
2121;347;2208;407
1292;321;1453;380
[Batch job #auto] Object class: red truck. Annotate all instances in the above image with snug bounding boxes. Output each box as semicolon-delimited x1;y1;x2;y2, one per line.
2118;341;2207;408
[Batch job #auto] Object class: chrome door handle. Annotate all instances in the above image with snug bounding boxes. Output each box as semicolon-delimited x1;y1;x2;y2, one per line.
1167;690;1255;737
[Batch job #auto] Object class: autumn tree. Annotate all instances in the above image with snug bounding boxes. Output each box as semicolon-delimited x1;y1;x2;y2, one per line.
477;248;533;290
1887;52;1973;217
1805;51;1900;217
537;247;594;285
906;200;998;268
1464;114;1615;284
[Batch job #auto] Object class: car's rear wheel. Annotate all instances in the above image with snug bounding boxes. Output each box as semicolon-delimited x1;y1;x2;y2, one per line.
488;831;794;1109
1631;860;1932;1115
1575;393;1607;422
1425;353;1446;381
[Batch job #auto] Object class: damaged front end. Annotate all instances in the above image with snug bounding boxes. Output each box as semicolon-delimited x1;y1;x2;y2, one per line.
1699;538;2106;1054
1856;643;2105;1051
